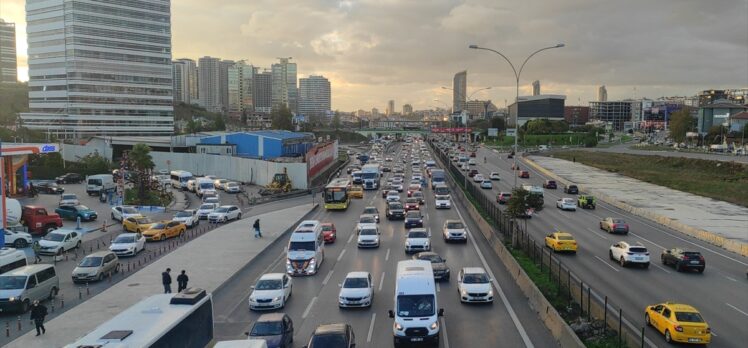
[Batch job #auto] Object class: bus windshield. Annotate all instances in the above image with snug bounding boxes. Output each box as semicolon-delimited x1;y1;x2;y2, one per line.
325;189;347;203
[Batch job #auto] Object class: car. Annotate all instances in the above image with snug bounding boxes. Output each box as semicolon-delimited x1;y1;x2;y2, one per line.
404;197;420;211
577;195;596;209
111;206;140;222
543;180;557;189
214;178;229;190
349;185;364;199
392;183;404;192
489;172;501;180
357;226;380;248
38;229;82;255
123;215;154;233
443;219;467;243
142;220;186;241
203;196;220;205
458;267;494;303
346;166;360;175
249;273;293;310
473;174;484;182
544;232;577;253
411;190;425;205
404;228;431;253
556;198;577;211
224;182;241;193
361;206;380;222
72;251;119;283
564;184;579;194
468;158;476;165
480;180;492;189
338;271;374;308
4;229;33;249
600;217;629;234
320;222;337;243
496;192;512;204
382;186;396;198
386;202;405;220
58;194;80;207
645;303;711;344
406;184;421;197
468;169;479;177
208;205;242;223
55;173;83;184
470;151;476;158
196;203;219;220
413;252;450;281
108;232;146;257
172;209;199;228
404;210;423;229
55;205;98;221
661;248;705;273
609;242;650;268
304;323;355;348
518;170;530;178
357;214;377;231
385;191;401;203
507;152;514;159
247;313;294;348
36;182;64;194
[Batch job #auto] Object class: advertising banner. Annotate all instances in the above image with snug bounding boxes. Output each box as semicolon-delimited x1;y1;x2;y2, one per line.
306;141;338;178
430;127;473;134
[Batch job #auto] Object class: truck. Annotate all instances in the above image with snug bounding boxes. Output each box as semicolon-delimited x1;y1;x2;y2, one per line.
196;177;217;197
86;174;115;196
19;203;63;236
361;164;381;190
430;169;446;189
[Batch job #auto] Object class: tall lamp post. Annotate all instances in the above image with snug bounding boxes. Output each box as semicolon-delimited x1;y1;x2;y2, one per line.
469;43;565;187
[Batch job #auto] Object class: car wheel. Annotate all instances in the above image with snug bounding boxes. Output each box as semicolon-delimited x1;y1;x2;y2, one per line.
45;225;57;234
115;264;121;273
697;268;704;274
98;273;105;282
111;213;116;220
645;313;651;326
48;287;58;300
14;239;28;248
21;299;30;313
609;250;614;260
619;257;626;267
675;263;682;272
76;241;82;249
664;330;672;343
237;213;242;220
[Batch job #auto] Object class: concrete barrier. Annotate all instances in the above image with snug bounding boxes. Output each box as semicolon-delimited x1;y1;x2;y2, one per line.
521;157;748;257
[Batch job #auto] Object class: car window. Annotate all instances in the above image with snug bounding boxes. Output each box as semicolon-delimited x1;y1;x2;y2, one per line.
662;308;671;318
674;311;704;323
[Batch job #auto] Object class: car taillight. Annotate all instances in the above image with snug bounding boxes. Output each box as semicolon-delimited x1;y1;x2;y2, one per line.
705;327;711;334
674;325;683;332
699;256;704;261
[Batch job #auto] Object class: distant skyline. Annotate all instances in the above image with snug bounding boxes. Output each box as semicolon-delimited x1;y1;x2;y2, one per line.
2;0;747;111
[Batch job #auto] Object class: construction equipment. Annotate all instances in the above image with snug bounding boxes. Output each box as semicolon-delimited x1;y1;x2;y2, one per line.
259;168;293;196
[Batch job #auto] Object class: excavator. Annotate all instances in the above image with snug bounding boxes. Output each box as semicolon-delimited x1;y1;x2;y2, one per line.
258;167;293;196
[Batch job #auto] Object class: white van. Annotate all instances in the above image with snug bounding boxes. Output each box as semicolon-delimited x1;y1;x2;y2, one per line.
286;220;325;276
389;260;443;347
0;264;59;313
196;178;217;197
0;248;28;274
86;174;115;196
214;340;268;348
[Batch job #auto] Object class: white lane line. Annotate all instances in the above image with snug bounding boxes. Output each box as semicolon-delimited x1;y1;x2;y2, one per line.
366;313;377;342
302;296;317;319
337;249;347;262
585;228;609;240
454;204;534;348
385;248;391;261
378;272;385;292
724;275;738;282
726;303;748;317
594;255;620;272
436;282;441;292
629;232;666;250
322;270;334;286
425;212;429;220
650;262;671;274
440;317;450;348
347;233;355;244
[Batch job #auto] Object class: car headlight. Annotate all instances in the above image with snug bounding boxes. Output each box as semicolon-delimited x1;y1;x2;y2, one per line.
8;297;16;302
405;241;411;246
460;289;468;296
488;289;494;296
249;297;255;302
395;322;403;331
273;296;282;302
430;321;439;330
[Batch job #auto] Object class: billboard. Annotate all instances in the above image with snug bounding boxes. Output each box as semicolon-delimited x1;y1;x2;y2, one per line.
488;128;498;137
306;141;338;179
430;127;473;134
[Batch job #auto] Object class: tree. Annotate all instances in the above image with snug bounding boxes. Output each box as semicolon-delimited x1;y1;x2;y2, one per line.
80;153;111;175
185;119;201;134
213;115;226;131
668;109;693;143
271;105;294;130
706;125;728;145
490;117;505;131
127;144;155;203
506;188;544;218
332;111;341;131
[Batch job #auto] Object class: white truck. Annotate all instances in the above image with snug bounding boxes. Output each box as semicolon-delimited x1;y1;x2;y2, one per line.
196;177;217;197
389;260;444;347
86;174;115;196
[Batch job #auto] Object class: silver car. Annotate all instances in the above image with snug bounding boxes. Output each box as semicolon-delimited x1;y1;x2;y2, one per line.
72;251;120;283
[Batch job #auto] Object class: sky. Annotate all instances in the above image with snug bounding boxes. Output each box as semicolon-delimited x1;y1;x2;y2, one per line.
2;0;747;112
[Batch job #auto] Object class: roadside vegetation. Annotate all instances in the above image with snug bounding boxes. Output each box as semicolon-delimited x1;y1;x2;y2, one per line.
554;151;748;207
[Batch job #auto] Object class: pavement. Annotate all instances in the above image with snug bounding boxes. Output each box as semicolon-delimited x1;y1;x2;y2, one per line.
573;142;748;164
9;202;316;347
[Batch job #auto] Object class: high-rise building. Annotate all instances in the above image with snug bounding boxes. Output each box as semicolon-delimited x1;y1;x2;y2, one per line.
0;19;17;84
532;80;540;96
453;71;467;112
253;68;273;113
198;56;222;113
272;57;297;112
589;101;632;131
177;58;198;103
227;61;256;118
466;100;498;120
386;100;395;116
21;0;173;138
298;75;331;120
402;104;413;115
372;108;380;117
219;60;234;114
598;85;608;102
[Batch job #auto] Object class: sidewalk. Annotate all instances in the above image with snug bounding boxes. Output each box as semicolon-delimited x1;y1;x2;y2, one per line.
524;156;748;256
10;203;317;348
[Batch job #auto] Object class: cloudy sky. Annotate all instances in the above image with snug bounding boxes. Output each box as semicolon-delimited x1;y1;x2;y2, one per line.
2;0;747;111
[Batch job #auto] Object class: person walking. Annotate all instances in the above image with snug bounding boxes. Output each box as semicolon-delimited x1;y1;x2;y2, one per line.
162;268;172;293
253;219;262;238
177;270;189;292
32;241;42;264
30;300;47;336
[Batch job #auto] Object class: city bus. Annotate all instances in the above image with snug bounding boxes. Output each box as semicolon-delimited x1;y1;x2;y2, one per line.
324;178;351;210
170;170;194;190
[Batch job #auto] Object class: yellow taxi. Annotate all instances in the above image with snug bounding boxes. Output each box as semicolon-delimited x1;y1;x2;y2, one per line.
645;302;711;344
123;215;155;233
349;185;364;199
142;220;186;242
544;232;577;253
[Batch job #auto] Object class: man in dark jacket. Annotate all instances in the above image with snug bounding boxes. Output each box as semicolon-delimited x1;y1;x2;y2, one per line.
30;300;47;336
162;268;172;293
177;270;189;292
253;219;262;238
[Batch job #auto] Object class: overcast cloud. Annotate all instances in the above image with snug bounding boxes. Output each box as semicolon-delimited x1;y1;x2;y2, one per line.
2;0;747;110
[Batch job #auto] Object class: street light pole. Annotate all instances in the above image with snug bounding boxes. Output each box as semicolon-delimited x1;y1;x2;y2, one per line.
469;43;565;187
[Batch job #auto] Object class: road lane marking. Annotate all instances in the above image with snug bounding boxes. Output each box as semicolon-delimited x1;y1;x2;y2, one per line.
347;233;355;244
436;282;441;292
440;317;450;348
322;270;334;286
337;249;346;262
379;272;385;292
586;228;609;240
367;313;377;342
724;275;737;282
594;255;620;272
629;232;666;250
650;262;671;274
385;248;391;261
302;296;317;318
726;303;748;317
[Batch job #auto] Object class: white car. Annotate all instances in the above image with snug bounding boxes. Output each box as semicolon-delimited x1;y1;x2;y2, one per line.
412;174;423;182
173;210;199;228
489;172;501;180
225;182;241;193
443;220;467;243
111;206;140;222
59;194;80;207
434;195;451;209
458;267;494;303
208;205;242;223
196;203;219;220
248;273;293;310
357;226;380;248
405;228;431;254
556;198;577;211
473;174;484;182
468;158;476;165
609;242;650;268
480;180;493;189
386;191;401;203
203;195;221;205
39;229;82;255
214;179;229;190
357;215;378;232
393;183;404;192
109;232;146;257
4;230;33;248
461;163;469;171
338;271;374;308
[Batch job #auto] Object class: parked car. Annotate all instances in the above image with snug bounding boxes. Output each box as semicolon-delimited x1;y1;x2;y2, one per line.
247;313;294;348
57;194;79;207
304;323;356;348
36;182;64;194
600;217;629;234
55;173;83;184
661;248;705;273
72;251;120;283
55;205;97;221
458;267;494;303
338;272;374;308
208;205;242;223
413;251;450;281
111;206;140;222
4;230;33;249
108;232;146;257
172;209;199;228
249;273;293;310
38;229;82;255
20;206;63;236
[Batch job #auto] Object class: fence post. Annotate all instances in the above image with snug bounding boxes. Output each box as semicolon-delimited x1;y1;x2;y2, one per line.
557;263;562;296
580;280;584;317
619;308;623;348
587;286;591;321
604;296;608;329
539;248;544;272
641;326;645;348
567;269;571;304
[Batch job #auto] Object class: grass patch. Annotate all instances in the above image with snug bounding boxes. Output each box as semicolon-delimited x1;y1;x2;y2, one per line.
583;335;621;348
554;151;748;207
484;133;595;147
507;247;568;309
124;188;172;206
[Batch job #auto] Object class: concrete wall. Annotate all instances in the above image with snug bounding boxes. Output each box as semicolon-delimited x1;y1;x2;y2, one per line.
61;143;112;162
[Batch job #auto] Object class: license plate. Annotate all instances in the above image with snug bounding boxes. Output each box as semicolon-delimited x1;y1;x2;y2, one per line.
411;338;423;342
688;338;701;343
690;261;699;264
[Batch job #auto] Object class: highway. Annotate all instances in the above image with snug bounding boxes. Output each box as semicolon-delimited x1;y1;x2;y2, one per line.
459;144;748;347
211;142;558;347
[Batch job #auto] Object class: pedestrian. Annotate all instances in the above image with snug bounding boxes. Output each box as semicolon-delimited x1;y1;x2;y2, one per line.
32;241;42;264
573;156;576;163
253;219;262;238
177;270;189;292
162;268;172;293
30;300;47;336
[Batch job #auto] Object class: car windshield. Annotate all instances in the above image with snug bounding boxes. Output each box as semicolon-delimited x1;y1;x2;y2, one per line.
175;211;193;218
250;321;283;336
674;311;704;323
413;192;423;197
321;225;333;231
343;277;369;288
447;222;464;229
406;198;418;203
409;231;428;238
363;208;377;214
227;183;238;187
289;241;315;251
397;294;435;317
406;211;420;218
463;273;489;284
151;223;166;230
419;254;443;263
61;194;76;200
122;207;138;214
199;183;214;189
43;233;65;242
215;207;229;213
135;217;151;224
113;235;135;243
310;334;347;348
79;256;103;267
255;279;282;290
0;276;27;290
199;204;214;210
360;228;377;236
359;216;375;224
612;219;625;224
558;235;574;241
389;203;403;210
76;205;90;211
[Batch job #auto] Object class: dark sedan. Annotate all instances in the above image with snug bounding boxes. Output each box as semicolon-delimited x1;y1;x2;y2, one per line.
386;202;405;220
305;323;355;348
404;211;423;229
247;313;294;348
543;180;557;189
661;248;705;273
56;173;83;184
35;182;65;194
564;185;579;194
413;252;450;281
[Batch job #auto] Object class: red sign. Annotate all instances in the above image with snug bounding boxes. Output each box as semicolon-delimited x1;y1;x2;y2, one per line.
430;127;473;134
306;141;338;178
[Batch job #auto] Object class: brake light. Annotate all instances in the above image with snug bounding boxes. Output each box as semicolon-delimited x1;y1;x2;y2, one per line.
674;325;683;332
705;327;711;334
699;255;704;261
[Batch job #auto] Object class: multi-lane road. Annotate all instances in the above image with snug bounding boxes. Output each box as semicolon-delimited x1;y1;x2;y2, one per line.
211;142;558;347
461;145;748;347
